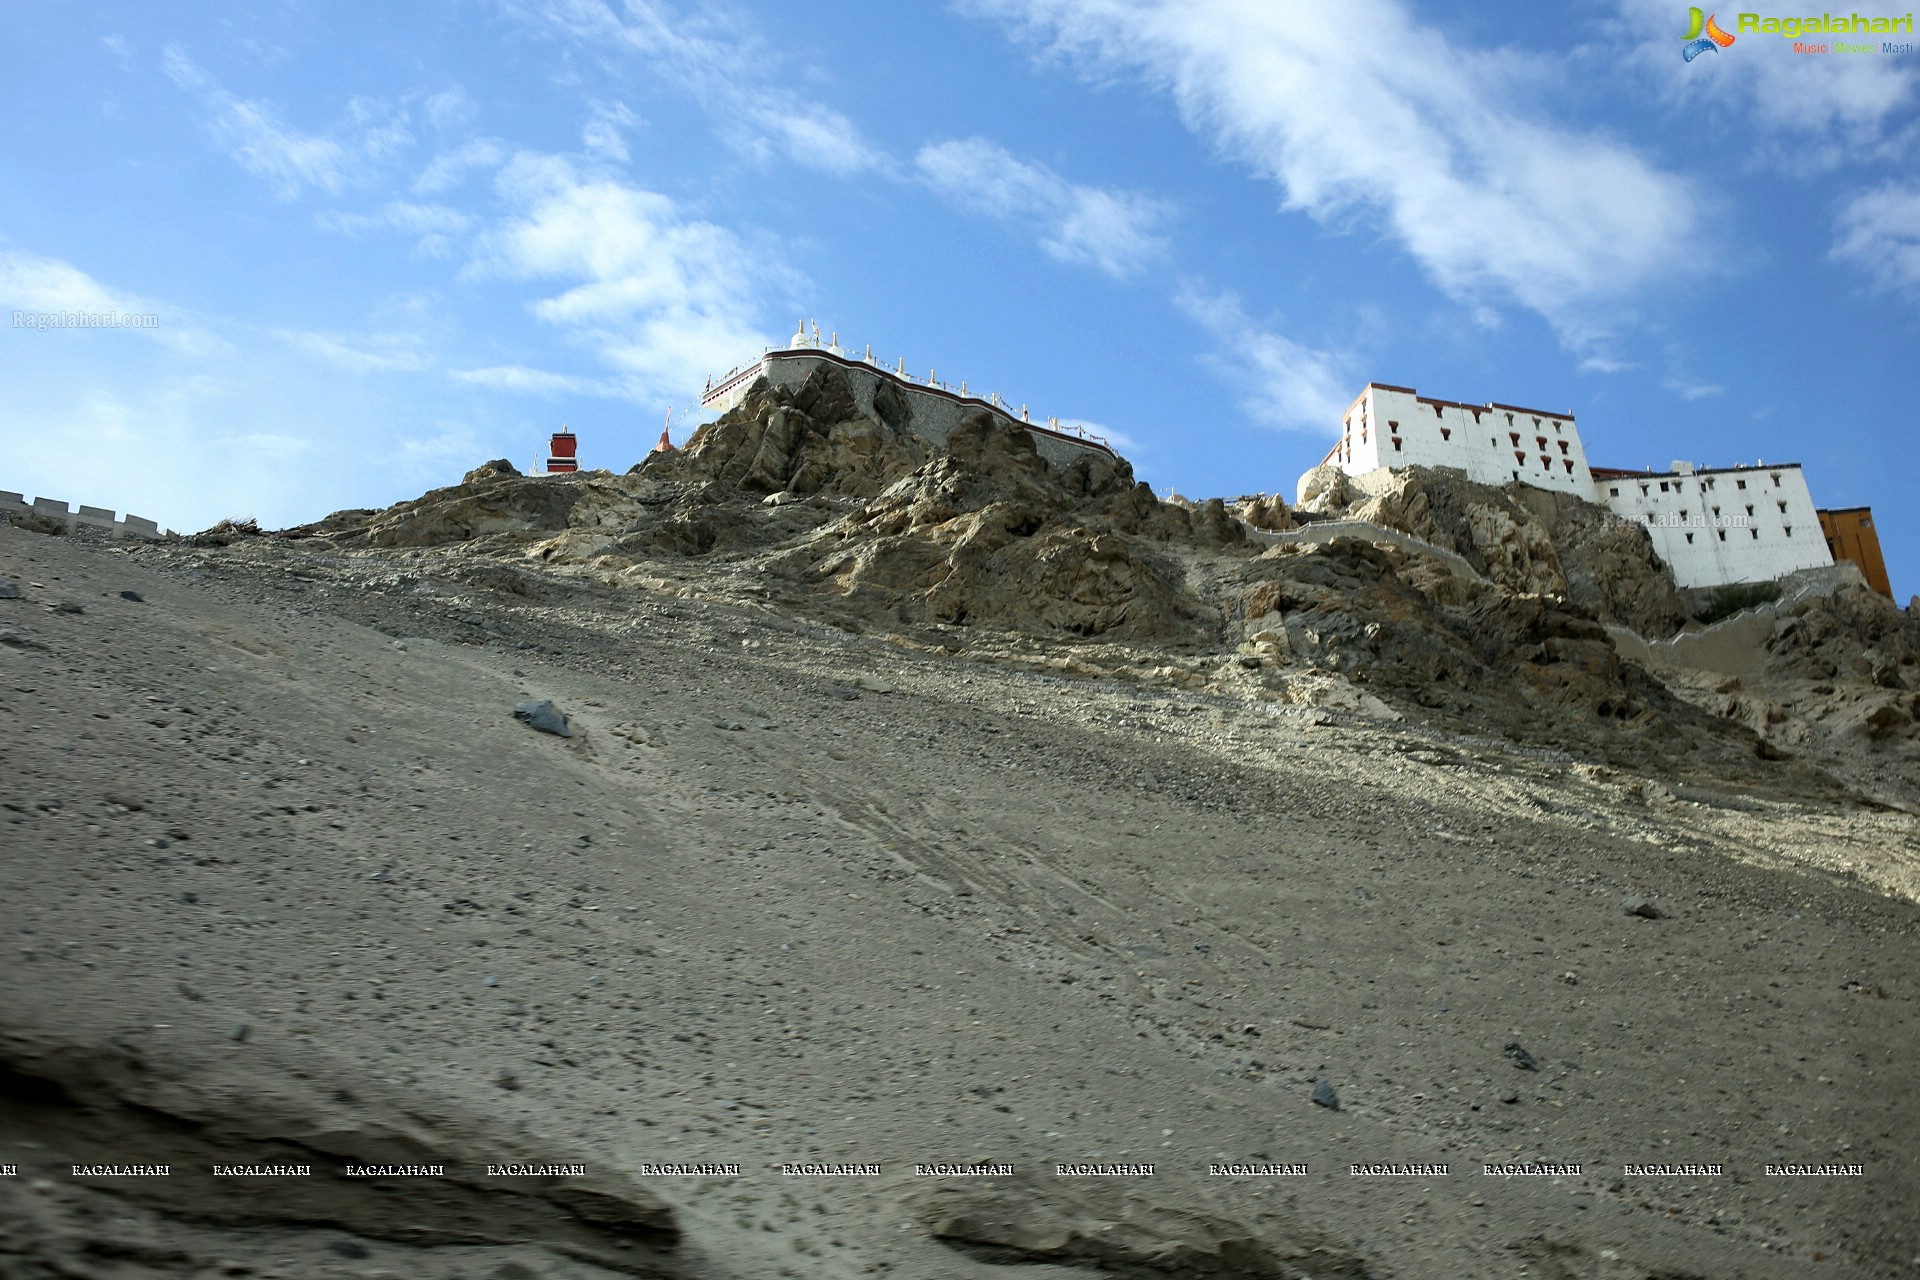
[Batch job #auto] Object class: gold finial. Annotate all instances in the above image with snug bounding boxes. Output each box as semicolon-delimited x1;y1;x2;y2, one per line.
929;368;937;385
896;356;904;374
960;380;967;395
865;343;873;361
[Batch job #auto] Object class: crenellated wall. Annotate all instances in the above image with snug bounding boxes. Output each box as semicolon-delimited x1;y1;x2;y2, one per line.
2;490;169;538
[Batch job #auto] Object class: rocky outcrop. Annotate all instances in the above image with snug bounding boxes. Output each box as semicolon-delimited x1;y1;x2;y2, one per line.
0;1029;682;1276
640;364;932;499
795;412;1221;643
1230;492;1296;533
912;1175;1371;1278
1309;466;1688;636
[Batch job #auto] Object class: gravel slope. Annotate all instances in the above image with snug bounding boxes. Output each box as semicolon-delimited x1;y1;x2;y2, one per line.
3;519;1917;1279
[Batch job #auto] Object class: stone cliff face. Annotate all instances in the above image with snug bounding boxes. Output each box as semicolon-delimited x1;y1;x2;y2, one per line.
1309;465;1689;637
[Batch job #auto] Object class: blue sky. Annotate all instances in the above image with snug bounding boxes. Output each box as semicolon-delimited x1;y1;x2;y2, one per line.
2;1;1915;600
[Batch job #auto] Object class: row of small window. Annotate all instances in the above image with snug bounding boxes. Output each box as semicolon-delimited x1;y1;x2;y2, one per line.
1678;528;1785;543
1608;474;1781;498
1650;502;1791;519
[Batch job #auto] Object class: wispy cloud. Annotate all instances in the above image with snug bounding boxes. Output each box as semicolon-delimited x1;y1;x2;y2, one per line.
413;137;509;193
1664;379;1725;401
465;152;781;400
274;328;433;374
1608;0;1918;163
1054;417;1140;454
316;201;474;236
1175;283;1353;433
969;0;1702;356
450;364;611;395
916;138;1171;278
582;100;640;163
163;46;411;199
0;250;226;357
507;0;885;174
1831;182;1920;296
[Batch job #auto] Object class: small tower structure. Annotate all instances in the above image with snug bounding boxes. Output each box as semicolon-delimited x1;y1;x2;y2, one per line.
546;425;579;473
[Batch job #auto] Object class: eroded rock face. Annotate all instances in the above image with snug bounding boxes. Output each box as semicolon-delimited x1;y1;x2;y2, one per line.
911;1175;1373;1279
1315;466;1688;636
1229;539;1754;771
799;413;1218;643
645;365;932;499
0;1030;682;1276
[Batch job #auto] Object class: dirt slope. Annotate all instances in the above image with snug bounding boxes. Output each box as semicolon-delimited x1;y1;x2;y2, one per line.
4;511;1919;1279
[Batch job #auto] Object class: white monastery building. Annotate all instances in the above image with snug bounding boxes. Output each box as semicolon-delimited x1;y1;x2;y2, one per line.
1307;382;1833;590
701;321;1118;472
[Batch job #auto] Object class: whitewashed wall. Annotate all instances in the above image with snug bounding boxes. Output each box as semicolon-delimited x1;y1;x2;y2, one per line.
1593;465;1831;588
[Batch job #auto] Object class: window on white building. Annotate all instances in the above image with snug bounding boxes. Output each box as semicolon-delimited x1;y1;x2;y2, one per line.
1718;530;1727;542
1771;474;1781;486
1659;481;1669;492
1609;487;1619;496
1785;526;1792;537
1737;479;1747;490
1685;533;1695;544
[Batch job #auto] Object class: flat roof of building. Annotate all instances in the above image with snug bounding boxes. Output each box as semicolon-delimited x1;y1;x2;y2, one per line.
1591;462;1806;481
1362;383;1574;422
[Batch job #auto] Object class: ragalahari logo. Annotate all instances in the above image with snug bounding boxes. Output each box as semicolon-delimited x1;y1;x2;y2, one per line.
1683;7;1738;58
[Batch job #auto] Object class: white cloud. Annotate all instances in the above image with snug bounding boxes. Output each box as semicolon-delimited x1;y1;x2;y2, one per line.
413;137;508;193
0;250;225;357
916;138;1171;278
1054;417;1140;454
1831;182;1920;295
423;86;481;133
582;101;639;163
163;46;411;199
317;200;475;237
1609;0;1918;158
1175;284;1353;433
465;152;779;399
450;364;609;395
275;329;433;373
968;0;1703;353
509;0;885;174
1665;379;1726;401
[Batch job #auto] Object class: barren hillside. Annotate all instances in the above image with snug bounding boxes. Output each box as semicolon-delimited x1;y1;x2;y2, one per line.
4;366;1918;1279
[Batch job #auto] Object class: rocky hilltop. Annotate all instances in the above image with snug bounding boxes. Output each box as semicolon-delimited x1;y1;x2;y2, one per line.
3;361;1918;1279
270;362;1916;806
